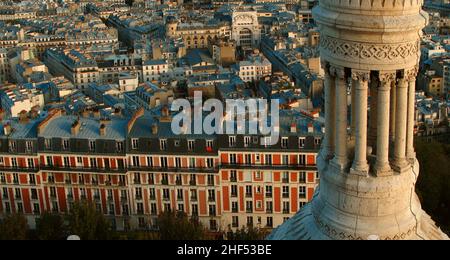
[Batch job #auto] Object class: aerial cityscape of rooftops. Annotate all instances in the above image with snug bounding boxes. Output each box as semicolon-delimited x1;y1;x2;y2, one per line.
0;0;448;241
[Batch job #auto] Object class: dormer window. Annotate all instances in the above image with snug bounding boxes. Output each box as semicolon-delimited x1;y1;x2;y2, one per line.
89;140;96;152
188;140;195;151
160;139;167;151
131;139;138;150
44;138;52;150
62;139;69;150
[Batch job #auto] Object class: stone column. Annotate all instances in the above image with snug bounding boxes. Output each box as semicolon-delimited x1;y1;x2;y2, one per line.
374;72;396;176
368;74;378;149
389;81;396;141
406;67;418;161
351;79;356;137
350;70;370;175
393;76;409;171
331;66;348;170
323;61;336;159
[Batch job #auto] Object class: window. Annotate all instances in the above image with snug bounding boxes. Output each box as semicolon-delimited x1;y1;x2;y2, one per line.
63;157;70;167
299;172;306;183
209;205;216;216
188;140;195;151
315;138;322;146
50;187;57;198
150;203;157;215
131;139;138;150
9;141;16;152
189;158;196;168
206;140;213;150
255;171;261;179
137;203;144;214
90;158;97;168
29;174;36;185
246;201;253;213
244;154;251;164
15;188;21;199
62;139;70;150
265;186;272;198
299;137;305;148
11;158;17;168
208;189;215;202
282;155;289;165
232;216;239;228
132;156;140;167
230;170;237;182
191;204;198;216
17;203;23;213
299;186;306;198
265;154;272;165
244;136;251;147
267;217;273;227
0;173;6;184
206;158;214;168
135;187;142;200
245;185;252;197
26;141;33;152
133;173;141;184
160;157;168;168
266;201;273;213
231;185;238;197
116;141;124;152
247;216;253;226
47;173;54;183
281;137;288;148
89;140;96;151
299;154;306;166
2;187;8;198
229;136;236;147
232;201;238;213
190;189;197;200
299;201;306;209
282;172;289;183
31;189;38;200
147;156;153;167
178;203;184;212
281;201;290;214
229;154;237;164
176;189;183;200
45;138;52;149
282;186;289;198
163;188;170;200
13;173;19;184
175;157;181;168
160;139;167;151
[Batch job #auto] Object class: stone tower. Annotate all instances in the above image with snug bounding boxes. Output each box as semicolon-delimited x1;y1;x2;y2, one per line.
268;0;449;240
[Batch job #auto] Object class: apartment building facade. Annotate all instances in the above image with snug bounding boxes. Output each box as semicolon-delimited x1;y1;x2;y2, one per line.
0;108;321;232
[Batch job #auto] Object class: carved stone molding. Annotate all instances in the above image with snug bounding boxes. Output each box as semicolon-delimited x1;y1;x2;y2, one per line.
320;35;420;63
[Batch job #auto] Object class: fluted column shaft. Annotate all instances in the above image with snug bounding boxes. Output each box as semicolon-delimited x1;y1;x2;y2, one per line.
368;75;378;149
406;68;418;161
389;82;397;140
375;72;395;175
393;77;409;169
331;66;348;169
350;71;369;174
324;63;336;159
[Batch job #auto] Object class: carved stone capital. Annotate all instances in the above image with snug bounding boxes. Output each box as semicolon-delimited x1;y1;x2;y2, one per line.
404;66;419;82
330;65;345;80
351;70;370;82
379;71;396;84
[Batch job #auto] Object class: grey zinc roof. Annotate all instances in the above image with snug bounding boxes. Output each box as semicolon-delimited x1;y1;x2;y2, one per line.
0;118;42;139
39;115;127;140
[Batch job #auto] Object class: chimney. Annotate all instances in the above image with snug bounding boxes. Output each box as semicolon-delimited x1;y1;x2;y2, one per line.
151;123;158;135
81;109;89;118
18;110;29;124
308;123;314;133
99;123;106;136
71;120;81;135
160;105;171;123
30;106;39;119
290;123;297;133
0;109;5;121
3;123;12;136
93;108;100;118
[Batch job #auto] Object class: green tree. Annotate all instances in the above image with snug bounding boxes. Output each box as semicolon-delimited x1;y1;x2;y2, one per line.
415;139;450;235
0;214;29;240
66;201;112;240
226;225;269;240
157;211;208;240
36;212;66;240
